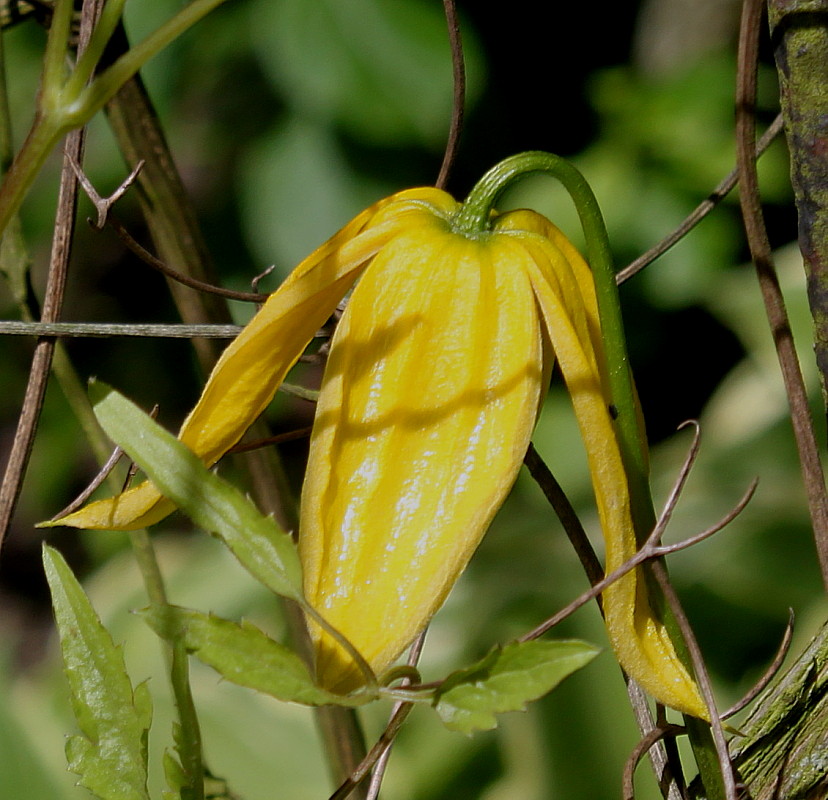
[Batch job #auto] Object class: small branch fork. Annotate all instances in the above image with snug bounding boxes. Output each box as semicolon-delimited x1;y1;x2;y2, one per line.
67;155;271;303
519;434;758;645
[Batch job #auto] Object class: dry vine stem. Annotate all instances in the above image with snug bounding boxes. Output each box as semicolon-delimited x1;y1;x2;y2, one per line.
617;113;784;284
736;0;828;589
0;0;104;552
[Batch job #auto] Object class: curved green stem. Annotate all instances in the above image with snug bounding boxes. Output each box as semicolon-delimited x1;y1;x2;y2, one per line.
454;151;651;530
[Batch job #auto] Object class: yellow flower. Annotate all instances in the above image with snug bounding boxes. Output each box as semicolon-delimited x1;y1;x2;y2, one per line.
51;185;706;717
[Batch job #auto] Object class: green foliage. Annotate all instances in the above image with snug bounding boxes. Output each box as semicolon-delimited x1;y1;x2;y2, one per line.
2;3;825;799
89;380;304;603
255;0;462;146
142;605;354;708
432;640;599;735
42;546;152;800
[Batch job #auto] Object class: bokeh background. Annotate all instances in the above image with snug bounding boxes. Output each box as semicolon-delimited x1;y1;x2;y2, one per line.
1;1;825;798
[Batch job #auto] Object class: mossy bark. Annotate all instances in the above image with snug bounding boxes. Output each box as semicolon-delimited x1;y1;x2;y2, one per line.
769;1;828;412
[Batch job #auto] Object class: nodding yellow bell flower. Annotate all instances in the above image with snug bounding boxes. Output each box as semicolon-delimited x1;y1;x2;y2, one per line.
49;181;706;717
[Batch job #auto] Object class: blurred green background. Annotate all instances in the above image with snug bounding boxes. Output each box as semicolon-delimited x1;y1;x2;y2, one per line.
1;1;825;798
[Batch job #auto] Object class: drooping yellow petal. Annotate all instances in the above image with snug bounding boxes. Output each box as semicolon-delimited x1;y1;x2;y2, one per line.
49;190;447;531
495;210;605;388
300;213;545;692
518;238;707;719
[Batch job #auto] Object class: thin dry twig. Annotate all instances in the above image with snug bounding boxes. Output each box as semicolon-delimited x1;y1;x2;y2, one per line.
51;442;125;520
721;610;795;721
50;402;159;519
650;421;702;544
435;0;464;190
0;321;243;338
328;703;415;800
364;631;428;800
617;114;784;285
68;158;271;305
518;477;756;642
623;724;686;800
226;426;314;455
736;0;828;590
0;0;104;552
523;442;604;586
108;215;270;303
523;434;713;800
651;561;738;800
69;153;144;229
521;423;757;644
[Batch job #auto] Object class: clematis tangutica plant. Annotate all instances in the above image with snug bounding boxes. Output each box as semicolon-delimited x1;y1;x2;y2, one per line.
50;154;707;718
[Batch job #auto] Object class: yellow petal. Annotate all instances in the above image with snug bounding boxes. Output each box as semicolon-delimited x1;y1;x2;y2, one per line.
50;190;445;531
519;239;707;719
300;213;545;692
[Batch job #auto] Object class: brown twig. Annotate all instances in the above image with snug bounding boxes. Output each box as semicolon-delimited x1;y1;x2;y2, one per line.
523;437;712;800
617;115;784;285
651;561;738;800
736;0;828;590
107;215;269;303
67;157;270;305
522;424;756;643
435;0;465;190
226;426;313;455
523;442;604;586
650;421;702;543
364;631;428;800
518;477;756;642
328;702;416;800
51;443;125;520
623;724;686;800
721;610;795;721
0;0;104;553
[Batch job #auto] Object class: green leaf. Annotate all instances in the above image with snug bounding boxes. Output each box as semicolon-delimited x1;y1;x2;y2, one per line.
255;0;467;146
433;640;599;735
142;605;363;708
42;545;151;800
89;381;304;602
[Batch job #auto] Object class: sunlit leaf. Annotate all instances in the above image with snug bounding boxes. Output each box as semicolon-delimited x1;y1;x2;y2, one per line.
43;546;151;800
433;640;599;734
89;381;304;602
142;605;362;707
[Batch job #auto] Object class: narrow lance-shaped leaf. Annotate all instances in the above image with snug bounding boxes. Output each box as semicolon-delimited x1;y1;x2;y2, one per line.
87;381;304;602
142;605;364;707
42;545;152;800
433;639;599;735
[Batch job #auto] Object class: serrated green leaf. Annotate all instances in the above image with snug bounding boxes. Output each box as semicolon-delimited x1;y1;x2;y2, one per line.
433;640;599;735
43;545;151;800
89;381;303;602
142;605;362;707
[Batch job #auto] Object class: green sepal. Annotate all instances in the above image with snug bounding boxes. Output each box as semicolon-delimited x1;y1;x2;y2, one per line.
89;380;304;602
43;545;151;800
433;639;599;735
141;605;367;708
